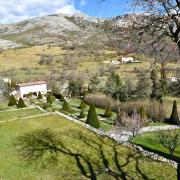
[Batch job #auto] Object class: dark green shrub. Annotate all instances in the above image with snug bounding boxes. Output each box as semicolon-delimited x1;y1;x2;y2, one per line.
79;101;87;109
138;106;147;119
78;110;86;119
27;92;33;98
8;95;17;106
103;107;113;118
37;91;43;99
47;94;55;104
62;101;70;112
86;104;100;129
17;97;26;108
169;100;179;125
60;95;65;102
42;103;51;110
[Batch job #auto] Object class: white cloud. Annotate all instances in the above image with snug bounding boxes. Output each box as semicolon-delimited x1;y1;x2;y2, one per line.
80;0;86;7
0;0;80;24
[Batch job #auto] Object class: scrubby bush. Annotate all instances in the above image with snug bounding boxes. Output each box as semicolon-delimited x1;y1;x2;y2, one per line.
8;95;17;106
84;94;116;109
42;103;52;110
78;110;86;119
37;91;43;99
118;100;165;122
103;106;113;118
79;101;87;109
47;94;55;104
169;100;179;125
86;104;100;128
17;97;26;108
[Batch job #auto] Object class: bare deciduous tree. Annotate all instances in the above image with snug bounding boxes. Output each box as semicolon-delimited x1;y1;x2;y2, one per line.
159;130;180;156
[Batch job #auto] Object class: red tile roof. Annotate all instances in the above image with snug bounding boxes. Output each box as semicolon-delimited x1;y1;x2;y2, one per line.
17;81;47;87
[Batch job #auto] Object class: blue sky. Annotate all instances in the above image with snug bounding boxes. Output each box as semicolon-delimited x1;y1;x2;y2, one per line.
0;0;133;24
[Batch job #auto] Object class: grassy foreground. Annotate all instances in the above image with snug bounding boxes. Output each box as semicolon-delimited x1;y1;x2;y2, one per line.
0;107;45;121
133;130;180;158
0;114;176;179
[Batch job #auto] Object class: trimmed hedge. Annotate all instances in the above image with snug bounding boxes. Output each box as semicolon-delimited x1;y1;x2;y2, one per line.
8;95;17;106
86;104;100;129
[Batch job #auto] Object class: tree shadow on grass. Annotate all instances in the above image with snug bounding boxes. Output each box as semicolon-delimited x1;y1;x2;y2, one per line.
14;129;170;180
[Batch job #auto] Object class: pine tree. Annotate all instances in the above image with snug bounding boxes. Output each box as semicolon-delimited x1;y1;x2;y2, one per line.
37;91;43;99
78;110;86;119
17;97;26;108
86;104;100;128
8;95;17;106
79;101;87;109
136;73;152;99
104;106;113;118
169;100;179;125
150;69;162;100
88;74;100;93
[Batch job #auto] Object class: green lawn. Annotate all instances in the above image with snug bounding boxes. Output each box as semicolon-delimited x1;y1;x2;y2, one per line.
0;114;176;179
133;130;180;158
0;107;45;121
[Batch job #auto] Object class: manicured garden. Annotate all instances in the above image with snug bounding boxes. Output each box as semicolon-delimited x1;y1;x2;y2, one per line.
0;107;45;121
0;114;176;179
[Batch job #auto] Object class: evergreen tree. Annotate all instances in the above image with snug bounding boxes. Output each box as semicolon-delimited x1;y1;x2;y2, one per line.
150;69;162;100
88;74;100;93
136;73;152;99
79;101;87;109
17;97;26;108
139;106;147;120
104;106;113;118
86;104;100;128
169;100;180;125
8;95;17;106
62;100;70;112
47;94;55;104
78;110;86;119
37;91;43;99
104;73;122;100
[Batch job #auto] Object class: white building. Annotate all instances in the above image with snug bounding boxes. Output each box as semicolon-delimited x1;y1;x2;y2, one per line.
121;57;134;63
15;81;47;98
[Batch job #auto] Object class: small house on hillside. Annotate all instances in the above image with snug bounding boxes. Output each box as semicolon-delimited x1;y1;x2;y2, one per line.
121;57;134;63
13;81;47;98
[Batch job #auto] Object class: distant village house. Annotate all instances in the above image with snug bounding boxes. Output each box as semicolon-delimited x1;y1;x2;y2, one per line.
11;81;47;98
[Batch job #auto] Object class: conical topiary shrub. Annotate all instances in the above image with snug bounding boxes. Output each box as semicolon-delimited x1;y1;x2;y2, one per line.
79;101;87;109
103;106;113;118
17;97;26;108
139;106;147;120
86;104;100;129
169;100;179;125
78;110;86;119
37;91;43;99
8;95;17;106
47;94;55;104
62;100;70;112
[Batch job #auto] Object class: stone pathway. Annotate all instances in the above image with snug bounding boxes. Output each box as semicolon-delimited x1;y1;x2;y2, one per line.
107;125;180;143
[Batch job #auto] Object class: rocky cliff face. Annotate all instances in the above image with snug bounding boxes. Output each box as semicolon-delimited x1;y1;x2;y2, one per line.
0;13;134;49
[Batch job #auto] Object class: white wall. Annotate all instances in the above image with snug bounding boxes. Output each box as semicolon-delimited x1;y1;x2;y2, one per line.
18;84;47;98
122;57;134;62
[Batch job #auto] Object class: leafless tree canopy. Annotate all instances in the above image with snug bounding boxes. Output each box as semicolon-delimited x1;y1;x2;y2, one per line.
132;0;180;55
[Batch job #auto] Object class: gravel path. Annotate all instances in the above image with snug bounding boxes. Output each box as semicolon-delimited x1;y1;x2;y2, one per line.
107;125;180;142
